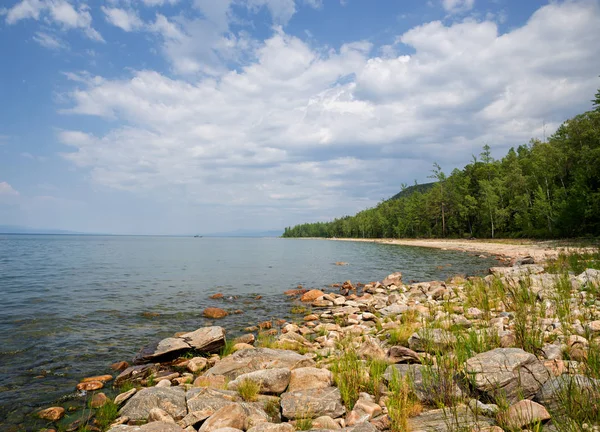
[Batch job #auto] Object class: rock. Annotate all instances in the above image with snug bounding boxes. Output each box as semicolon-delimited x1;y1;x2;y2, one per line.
357;336;386;360
235;334;256;345
541;344;563;360
349;422;379;432
535;374;600;410
233;343;255;352
181;327;226;352
198;404;246;432
107;422;184;432
387;346;421;364
259;321;273;330
347;395;382;425
111;361;130;371
133;338;192;364
115;388;137;405
576;269;600;287
514;256;535;265
312;416;341;429
407;405;494;432
383;364;462;404
468;399;499;417
156;379;172;387
205;348;315;380
382;272;402;287
204;308;229;319
185;387;238;419
194;375;227;389
77;381;103;391
120;387;187;421
81;374;113;383
211;428;243;432
500;400;550;429
90;393;108;408
280;387;345;419
247;422;295;432
408;328;456;352
489;264;545;277
148;407;176;424
227;368;291;394
587;320;600;334
115;364;158;385
301;290;325;302
210;293;224;299
187;357;208;373
287;367;333;392
38;407;65;421
464;348;550;403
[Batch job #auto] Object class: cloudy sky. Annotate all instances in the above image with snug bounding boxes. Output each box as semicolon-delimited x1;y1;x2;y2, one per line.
1;0;599;235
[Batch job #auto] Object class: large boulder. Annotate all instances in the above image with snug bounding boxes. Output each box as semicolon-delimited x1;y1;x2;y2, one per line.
464;348;550;403
280;387;345;419
108;422;185;432
205;348;315;380
198;404;246;432
287;367;332;393
382;272;402;287
408;406;495;432
228;368;291;394
534;374;600;411
133;326;225;364
120;387;187;421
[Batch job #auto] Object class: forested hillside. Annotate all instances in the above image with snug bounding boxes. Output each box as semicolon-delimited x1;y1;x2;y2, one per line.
283;91;600;239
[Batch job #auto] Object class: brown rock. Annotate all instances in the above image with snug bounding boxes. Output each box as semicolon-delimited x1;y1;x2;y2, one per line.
76;381;103;391
187;357;208;373
203;308;229;319
387;346;421;364
301;290;324;302
210;293;224;299
284;289;307;296
500;400;551;429
38;407;65;421
90;393;108;408
148;407;176;424
111;361;130;371
235;334;256;345
233;343;255;352
114;388;137;405
382;272;402;287
198;403;246;432
81;374;113;383
194;375;227;389
259;321;272;330
304;314;319;322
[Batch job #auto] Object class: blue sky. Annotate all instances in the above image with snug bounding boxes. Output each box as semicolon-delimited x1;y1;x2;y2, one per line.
1;0;599;235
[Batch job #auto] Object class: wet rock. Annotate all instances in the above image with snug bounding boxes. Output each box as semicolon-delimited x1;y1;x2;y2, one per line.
407;405;494;432
81;374;113;383
500;400;550;429
111;361;130;371
198;404;246;432
180;327;226;352
280;387;345;419
387;346;421;364
90;393;108;408
205;348;315;380
115;388;137;405
301;290;325;302
382;272;402;287
210;293;224;299
204;308;229;319
228;368;291;394
120;387;187;421
38;407;65;421
107;422;184;432
465;348;550;403
287;367;333;392
76;381;103;391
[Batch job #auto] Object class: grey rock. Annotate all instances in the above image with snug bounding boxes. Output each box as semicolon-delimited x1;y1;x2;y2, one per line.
228;368;291;394
248;424;295;432
205;348;315;380
379;304;408;316
407;405;495;432
134;337;192;364
467;398;499;417
408;328;456;352
535;374;600;411
349;422;379;432
489;265;545;277
120;387;187;421
464;348;550;403
281;387;345;419
288;367;333;393
107;422;185;432
181;326;226;352
383;364;463;404
541;344;563;360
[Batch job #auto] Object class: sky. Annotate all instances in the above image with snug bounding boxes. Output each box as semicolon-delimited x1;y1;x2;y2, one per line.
0;0;599;235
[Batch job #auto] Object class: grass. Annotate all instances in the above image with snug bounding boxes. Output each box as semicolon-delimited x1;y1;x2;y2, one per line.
263;398;280;422
220;339;236;357
295;413;313;431
330;347;364;410
256;332;277;348
546;249;600;274
146;374;156;387
236;379;261;402
421;355;464;408
386;369;422;432
291;305;310;315
93;400;119;430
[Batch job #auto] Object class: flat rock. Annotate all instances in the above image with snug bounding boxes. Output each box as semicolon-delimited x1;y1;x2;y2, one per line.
38;407;65;421
280;387;345;419
133;337;192;364
120;387;187;421
408;405;495;432
107;422;185;432
115;388;137;405
465;348;550;403
205;348;315;380
181;327;226;352
186;387;238;415
500;400;550;429
228;368;291;394
248;422;295;432
288;367;332;392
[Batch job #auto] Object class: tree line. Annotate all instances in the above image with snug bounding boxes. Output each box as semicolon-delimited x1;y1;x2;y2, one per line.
283;88;600;239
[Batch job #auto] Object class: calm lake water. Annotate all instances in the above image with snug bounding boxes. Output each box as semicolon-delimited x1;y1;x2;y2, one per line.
0;235;500;430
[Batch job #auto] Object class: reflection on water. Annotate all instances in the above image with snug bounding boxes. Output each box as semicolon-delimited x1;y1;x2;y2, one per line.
0;235;500;430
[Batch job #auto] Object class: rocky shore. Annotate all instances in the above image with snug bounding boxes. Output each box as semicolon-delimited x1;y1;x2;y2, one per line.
36;256;600;432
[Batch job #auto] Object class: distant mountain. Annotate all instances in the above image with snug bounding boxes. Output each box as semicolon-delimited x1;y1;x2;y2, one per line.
0;225;83;235
202;228;283;237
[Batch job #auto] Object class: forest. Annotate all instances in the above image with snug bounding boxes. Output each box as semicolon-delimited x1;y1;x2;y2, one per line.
283;88;600;239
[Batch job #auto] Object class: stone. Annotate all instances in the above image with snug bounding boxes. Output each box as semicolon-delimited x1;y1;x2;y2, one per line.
464;348;550;403
408;328;456;352
111;361;130;371
500;400;550;429
468;399;499;417
287;367;333;392
383;364;462;404
107;422;184;432
148;407;176;424
194;375;227;389
357;336;386;360
205;348;315;380
349;422;379;432
233;343;255;352
228;368;291;394
312;416;341;429
407;405;494;432
387;346;421;364
81;374;113;383
115;388;137;405
156;379;172;387
535;375;600;411
235;334;256;345
541;344;563;360
181;327;226;352
185;387;238;418
587;320;600;334
115;364;158;386
382;272;402;287
198;404;246;432
77;381;103;391
187;357;208;373
133;338;192;364
90;393;108;408
280;387;345;419
210;293;224;299
489;265;545;277
38;407;65;421
204;308;229;319
301;290;325;302
120;387;187;421
248;422;295;432
211;428;242;432
576;269;600;287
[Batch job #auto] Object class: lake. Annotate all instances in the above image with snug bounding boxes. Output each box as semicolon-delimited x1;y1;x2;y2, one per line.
0;235;500;430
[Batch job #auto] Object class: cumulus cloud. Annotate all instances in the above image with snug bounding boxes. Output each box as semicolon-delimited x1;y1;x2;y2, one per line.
101;6;142;31
0;182;19;196
442;0;475;14
57;1;600;225
4;0;103;41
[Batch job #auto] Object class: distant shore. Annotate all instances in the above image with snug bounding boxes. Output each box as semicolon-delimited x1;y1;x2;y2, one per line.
325;237;584;263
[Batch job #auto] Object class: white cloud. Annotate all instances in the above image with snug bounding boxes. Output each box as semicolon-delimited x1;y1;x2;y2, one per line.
4;0;103;41
247;0;297;25
101;6;143;31
33;30;66;49
0;182;19;196
442;0;474;14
